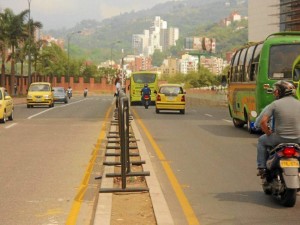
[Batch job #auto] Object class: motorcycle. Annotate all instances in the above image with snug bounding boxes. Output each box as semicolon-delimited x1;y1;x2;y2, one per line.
142;94;151;109
260;143;300;207
67;90;72;99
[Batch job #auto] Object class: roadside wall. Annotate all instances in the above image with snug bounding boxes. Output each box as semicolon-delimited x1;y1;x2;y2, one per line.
2;75;131;95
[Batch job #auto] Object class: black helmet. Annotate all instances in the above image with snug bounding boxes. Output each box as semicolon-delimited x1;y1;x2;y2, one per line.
273;80;295;99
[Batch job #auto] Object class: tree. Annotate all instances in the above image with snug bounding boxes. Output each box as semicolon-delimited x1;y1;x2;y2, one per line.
37;43;67;78
152;49;165;67
0;8;43;93
1;9;29;93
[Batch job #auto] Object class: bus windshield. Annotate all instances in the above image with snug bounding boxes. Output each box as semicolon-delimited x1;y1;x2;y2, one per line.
133;73;156;84
269;44;300;79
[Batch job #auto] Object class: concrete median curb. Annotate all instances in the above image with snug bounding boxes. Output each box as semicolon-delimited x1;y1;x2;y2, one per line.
94;116;174;225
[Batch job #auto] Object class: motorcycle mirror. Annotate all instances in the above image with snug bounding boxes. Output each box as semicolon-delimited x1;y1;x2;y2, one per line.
250;111;258;118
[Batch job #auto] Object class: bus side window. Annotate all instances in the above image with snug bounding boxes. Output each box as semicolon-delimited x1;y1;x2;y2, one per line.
233;50;241;82
228;56;235;82
294;68;300;81
249;62;256;81
245;46;255;82
238;48;247;82
250;44;263;81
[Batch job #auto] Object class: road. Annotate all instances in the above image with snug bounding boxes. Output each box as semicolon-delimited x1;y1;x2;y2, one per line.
131;103;300;225
0;95;114;225
1;96;300;225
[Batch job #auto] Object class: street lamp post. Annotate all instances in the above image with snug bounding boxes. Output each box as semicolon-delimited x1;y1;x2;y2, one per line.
27;0;32;85
67;31;81;85
110;41;121;75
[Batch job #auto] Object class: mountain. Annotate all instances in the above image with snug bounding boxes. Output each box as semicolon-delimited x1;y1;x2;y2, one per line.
46;0;248;63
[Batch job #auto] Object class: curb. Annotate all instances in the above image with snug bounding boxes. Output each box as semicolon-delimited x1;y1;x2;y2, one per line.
93;116;174;225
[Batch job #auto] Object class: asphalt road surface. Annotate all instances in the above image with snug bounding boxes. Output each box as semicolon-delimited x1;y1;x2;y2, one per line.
1;95;300;225
131;103;300;225
0;95;114;225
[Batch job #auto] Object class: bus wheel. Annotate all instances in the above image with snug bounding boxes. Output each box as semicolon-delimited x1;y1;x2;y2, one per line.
233;118;244;128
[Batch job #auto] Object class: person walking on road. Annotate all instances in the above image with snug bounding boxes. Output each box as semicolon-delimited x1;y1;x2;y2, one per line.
84;88;88;98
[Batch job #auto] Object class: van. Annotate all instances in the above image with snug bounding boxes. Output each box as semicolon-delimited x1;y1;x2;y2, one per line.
27;82;54;108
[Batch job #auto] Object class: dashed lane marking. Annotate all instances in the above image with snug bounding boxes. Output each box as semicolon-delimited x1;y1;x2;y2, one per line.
5;123;17;129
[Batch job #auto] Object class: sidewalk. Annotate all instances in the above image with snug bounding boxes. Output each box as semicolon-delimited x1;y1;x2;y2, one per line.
13;97;26;105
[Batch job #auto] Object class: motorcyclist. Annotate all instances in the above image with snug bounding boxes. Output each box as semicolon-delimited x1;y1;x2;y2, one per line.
141;83;151;104
67;86;72;98
257;80;300;176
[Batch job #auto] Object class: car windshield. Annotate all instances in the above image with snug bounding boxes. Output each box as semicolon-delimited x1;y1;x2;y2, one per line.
160;86;183;96
29;84;50;92
54;88;64;93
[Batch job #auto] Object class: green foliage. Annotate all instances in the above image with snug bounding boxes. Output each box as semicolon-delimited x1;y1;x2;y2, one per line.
45;0;248;63
37;43;67;76
152;49;165;67
164;65;221;89
1;0;248;86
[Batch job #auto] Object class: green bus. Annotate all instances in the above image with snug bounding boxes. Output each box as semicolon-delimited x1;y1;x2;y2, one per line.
292;55;300;99
227;32;300;133
129;71;158;105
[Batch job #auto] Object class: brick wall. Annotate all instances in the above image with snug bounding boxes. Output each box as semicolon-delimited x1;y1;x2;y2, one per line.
3;75;131;96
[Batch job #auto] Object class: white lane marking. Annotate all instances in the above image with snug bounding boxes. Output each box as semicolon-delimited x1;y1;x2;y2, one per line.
223;119;232;123
27;107;54;119
205;114;213;117
27;99;87;119
5;123;17;129
58;99;86;108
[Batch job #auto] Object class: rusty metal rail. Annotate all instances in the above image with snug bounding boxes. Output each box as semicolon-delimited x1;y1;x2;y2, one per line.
100;91;150;193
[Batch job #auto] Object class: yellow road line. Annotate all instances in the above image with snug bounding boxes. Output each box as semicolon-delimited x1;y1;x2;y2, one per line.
66;105;113;225
132;109;200;225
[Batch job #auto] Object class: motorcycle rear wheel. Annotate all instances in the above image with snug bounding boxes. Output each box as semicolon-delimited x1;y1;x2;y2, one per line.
279;188;297;207
262;182;272;195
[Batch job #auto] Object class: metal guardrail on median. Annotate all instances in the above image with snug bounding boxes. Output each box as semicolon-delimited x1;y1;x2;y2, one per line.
100;91;150;193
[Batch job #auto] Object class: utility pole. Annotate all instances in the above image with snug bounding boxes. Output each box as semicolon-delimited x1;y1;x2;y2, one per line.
67;31;81;85
28;0;32;85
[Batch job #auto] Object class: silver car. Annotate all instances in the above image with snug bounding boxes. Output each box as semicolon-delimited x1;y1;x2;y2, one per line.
53;87;68;104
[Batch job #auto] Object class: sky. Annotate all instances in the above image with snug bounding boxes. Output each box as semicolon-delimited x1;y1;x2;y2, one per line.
0;0;171;30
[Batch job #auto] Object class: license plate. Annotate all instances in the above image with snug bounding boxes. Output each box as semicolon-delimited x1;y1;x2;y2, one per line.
280;160;299;168
167;97;174;101
35;98;42;102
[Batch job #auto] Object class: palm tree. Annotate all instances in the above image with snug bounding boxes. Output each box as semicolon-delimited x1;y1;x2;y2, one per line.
0;8;29;93
26;19;43;82
0;8;13;86
8;10;31;94
14;44;27;93
0;8;42;93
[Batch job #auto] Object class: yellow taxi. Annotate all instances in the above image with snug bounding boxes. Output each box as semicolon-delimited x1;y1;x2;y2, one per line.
155;84;186;114
27;82;54;108
0;87;14;123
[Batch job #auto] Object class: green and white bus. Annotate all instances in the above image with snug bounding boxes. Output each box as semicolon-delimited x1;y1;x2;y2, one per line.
129;71;158;105
227;32;300;133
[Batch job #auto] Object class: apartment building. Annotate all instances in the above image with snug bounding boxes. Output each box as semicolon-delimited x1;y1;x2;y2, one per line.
132;16;179;56
179;54;199;75
248;0;300;42
161;58;178;76
126;55;152;72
